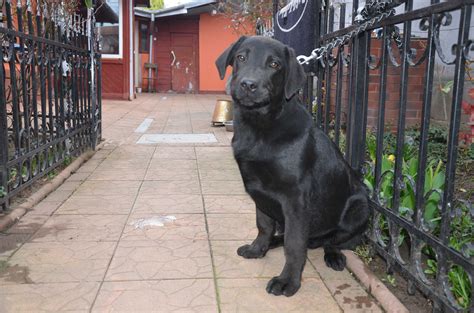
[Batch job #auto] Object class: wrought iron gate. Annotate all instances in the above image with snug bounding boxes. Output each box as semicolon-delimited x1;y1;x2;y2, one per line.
264;0;473;312
0;0;102;211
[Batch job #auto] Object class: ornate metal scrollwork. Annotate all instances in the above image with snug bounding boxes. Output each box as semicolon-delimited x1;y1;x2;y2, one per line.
433;12;457;65
386;25;403;67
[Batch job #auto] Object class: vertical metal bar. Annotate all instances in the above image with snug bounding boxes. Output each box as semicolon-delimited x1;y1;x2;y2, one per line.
57;21;65;142
390;0;413;268
324;7;335;134
316;69;325;127
97;56;102;143
6;0;21;157
334;4;346;147
360;35;371;165
373;28;389;199
345;0;360;158
347;31;369;170
17;1;31;159
314;0;324;126
27;1;39;151
52;11;60;149
71;16;78;133
409;13;437;297
0;18;9;210
46;10;55;149
37;4;47;145
88;4;98;149
436;5;471;312
78;17;85;142
345;50;357;156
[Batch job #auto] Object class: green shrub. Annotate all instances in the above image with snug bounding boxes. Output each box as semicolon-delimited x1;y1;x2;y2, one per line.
363;128;472;309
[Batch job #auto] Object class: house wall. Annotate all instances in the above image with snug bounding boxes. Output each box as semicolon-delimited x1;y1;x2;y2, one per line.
198;14;242;93
101;0;132;100
135;14;251;94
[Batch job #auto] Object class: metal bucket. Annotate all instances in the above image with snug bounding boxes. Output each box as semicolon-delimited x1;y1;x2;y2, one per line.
212;99;233;126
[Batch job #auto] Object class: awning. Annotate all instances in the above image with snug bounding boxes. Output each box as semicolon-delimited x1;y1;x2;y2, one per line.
135;0;151;7
78;0;119;24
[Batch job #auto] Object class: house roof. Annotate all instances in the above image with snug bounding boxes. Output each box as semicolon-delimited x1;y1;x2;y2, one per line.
135;0;216;19
135;0;151;7
78;0;119;24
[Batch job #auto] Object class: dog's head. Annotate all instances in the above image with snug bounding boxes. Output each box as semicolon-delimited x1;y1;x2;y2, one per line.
216;36;306;110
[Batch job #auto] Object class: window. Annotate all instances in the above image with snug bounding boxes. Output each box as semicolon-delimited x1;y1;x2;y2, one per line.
96;0;122;58
139;21;150;53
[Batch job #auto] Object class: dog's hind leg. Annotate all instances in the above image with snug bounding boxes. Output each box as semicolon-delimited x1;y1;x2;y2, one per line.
337;192;370;240
323;192;370;271
237;207;275;259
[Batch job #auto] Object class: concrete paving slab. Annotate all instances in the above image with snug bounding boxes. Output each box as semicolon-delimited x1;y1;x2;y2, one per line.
137;133;218;144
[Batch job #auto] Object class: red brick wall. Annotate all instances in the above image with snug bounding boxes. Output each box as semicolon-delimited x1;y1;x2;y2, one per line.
327;38;427;129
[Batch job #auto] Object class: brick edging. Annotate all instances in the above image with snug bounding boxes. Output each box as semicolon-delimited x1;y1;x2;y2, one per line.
0;143;104;233
343;250;410;313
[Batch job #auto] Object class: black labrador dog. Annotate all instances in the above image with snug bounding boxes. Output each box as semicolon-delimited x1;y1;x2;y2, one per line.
215;36;370;297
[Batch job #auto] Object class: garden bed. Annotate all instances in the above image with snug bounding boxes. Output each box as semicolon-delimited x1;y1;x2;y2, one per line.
366;253;432;313
360;125;473;310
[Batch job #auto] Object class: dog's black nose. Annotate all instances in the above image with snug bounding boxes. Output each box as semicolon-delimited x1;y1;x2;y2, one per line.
240;79;258;92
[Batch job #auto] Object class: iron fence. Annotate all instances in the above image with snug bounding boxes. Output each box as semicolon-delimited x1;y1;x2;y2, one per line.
265;0;473;311
0;0;101;211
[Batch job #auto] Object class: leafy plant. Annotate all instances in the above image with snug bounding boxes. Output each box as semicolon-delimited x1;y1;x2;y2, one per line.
423;249;472;309
63;156;72;167
364;128;472;308
440;81;454;94
449;265;471;308
382;274;397;287
355;244;373;265
0;186;6;198
47;170;57;180
84;0;93;9
150;0;164;10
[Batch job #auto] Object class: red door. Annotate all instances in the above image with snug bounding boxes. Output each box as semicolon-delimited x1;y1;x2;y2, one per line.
170;33;198;93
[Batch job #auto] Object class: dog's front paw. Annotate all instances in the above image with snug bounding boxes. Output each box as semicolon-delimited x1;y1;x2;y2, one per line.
237;244;267;259
266;276;301;297
324;250;346;271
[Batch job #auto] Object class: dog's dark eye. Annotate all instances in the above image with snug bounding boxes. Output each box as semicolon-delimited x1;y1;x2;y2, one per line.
270;61;280;69
237;55;246;62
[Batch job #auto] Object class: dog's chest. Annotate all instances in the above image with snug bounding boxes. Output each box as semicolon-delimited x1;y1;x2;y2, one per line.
233;139;298;189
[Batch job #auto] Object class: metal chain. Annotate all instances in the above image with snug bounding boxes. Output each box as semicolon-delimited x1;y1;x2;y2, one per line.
297;0;403;65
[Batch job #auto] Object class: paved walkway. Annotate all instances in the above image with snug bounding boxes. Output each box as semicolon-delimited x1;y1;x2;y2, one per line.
0;94;382;312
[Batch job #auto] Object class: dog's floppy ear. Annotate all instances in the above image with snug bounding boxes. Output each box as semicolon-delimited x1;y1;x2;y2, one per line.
284;46;306;99
215;36;247;80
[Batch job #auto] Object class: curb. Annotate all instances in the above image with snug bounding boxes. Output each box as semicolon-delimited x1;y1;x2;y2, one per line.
0;143;104;233
343;250;409;313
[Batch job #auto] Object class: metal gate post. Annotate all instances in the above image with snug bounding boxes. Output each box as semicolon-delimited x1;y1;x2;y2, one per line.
88;1;98;149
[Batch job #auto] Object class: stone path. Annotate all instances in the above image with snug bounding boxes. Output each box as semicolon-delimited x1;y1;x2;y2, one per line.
0;94;383;312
